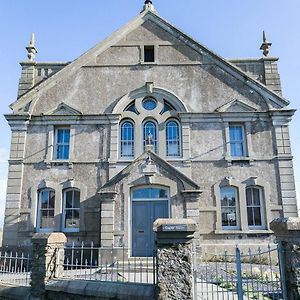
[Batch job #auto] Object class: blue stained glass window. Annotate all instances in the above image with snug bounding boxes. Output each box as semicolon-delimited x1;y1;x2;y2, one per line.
143;121;158;153
166;120;180;157
143;98;157;110
55;128;70;159
229;125;245;157
120;121;134;157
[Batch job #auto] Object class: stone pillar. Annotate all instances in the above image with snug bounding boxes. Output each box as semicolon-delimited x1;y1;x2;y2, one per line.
31;232;67;299
153;218;197;300
3;115;29;246
270;218;300;300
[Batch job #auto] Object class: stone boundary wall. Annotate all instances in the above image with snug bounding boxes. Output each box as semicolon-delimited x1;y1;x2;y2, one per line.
0;281;155;300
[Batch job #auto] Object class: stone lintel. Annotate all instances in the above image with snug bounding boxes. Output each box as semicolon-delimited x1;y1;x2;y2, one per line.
32;232;67;245
153;218;197;245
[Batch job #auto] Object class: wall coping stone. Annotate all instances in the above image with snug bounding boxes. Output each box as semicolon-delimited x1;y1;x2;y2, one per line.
46;280;156;300
32;232;67;245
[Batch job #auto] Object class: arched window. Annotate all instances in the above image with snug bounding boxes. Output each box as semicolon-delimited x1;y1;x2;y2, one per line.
62;189;80;232
120;120;134;158
246;187;265;229
220;186;239;229
166;120;181;157
37;189;55;232
143;120;158;153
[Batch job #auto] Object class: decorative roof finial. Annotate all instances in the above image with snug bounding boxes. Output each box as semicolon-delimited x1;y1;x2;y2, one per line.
141;0;156;13
26;33;37;61
260;31;272;57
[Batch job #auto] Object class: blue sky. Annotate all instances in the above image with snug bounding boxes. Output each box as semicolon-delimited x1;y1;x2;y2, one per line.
0;0;299;226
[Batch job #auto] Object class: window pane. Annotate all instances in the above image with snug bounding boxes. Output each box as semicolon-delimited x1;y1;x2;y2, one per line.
133;188;151;199
144;121;157;153
247;207;254;226
246;187;264;228
121;121;134;157
229;125;245;157
132;188;168;199
253;208;262;226
252;189;260;205
57;129;64;143
65;191;73;208
221;187;238;228
49;191;55;209
73;190;80;208
246;189;252;206
55;128;70;159
41;191;49;208
64;130;70;143
166;121;180;157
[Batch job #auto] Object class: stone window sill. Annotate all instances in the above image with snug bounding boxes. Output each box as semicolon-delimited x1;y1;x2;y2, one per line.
225;156;254;165
45;159;73;169
215;229;273;235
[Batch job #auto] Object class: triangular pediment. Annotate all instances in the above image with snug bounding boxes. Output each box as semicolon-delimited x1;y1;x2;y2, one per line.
10;8;290;114
215;99;258;113
99;151;200;193
44;102;82;116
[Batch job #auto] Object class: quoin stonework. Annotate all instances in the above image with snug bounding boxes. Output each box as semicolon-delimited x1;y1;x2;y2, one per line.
3;1;297;253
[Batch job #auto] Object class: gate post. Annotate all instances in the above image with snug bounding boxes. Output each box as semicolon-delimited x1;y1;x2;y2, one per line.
270;217;300;300
153;218;197;300
30;232;67;299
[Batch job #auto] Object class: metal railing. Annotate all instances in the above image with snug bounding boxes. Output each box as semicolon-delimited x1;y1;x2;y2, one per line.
58;242;157;285
194;244;286;300
0;251;32;286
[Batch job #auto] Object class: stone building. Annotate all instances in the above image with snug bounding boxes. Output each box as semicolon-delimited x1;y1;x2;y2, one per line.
3;1;297;254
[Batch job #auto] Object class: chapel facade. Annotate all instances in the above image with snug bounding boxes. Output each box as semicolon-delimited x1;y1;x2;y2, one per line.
3;1;297;254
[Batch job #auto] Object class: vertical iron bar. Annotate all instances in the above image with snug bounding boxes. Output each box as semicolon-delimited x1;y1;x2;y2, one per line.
267;245;276;300
277;241;287;300
235;247;243;300
122;245;125;282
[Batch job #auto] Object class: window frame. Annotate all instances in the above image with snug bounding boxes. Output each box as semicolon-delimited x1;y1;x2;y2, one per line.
220;186;240;230
143;45;155;63
120;120;135;159
143;119;158;153
246;186;265;230
165;119;181;157
62;188;80;233
229;124;247;158
53;126;70;160
36;188;55;232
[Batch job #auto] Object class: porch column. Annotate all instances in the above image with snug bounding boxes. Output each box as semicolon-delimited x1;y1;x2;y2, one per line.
99;191;116;247
153;218;197;300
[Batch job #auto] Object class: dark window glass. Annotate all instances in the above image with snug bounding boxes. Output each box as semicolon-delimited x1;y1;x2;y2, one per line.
144;46;155;62
246;187;263;228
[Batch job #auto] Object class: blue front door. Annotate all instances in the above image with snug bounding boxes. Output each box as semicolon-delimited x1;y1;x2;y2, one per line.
132;188;169;257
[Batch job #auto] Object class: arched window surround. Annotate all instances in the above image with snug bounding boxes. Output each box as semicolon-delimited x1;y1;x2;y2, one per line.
112;85;189;161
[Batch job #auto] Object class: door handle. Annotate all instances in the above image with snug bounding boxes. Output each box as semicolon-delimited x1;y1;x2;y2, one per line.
138;230;144;233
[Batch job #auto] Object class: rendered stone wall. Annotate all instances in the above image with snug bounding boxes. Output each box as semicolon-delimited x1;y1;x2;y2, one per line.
156;244;193;300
